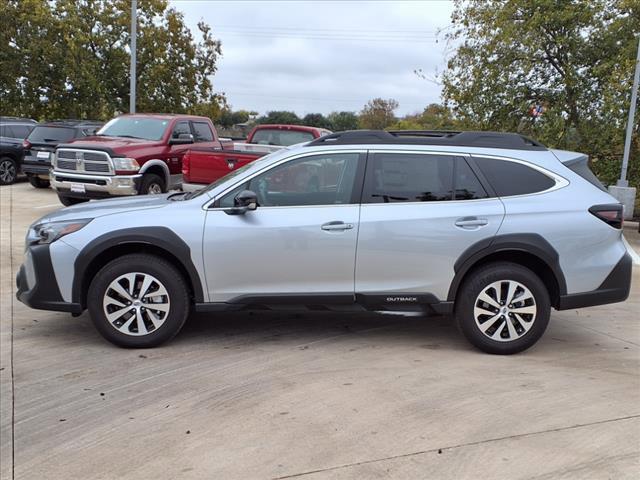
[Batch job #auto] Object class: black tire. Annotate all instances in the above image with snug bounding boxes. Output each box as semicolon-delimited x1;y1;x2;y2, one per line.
139;173;166;195
87;254;191;348
0;157;18;185
455;262;550;355
58;194;89;206
28;175;50;189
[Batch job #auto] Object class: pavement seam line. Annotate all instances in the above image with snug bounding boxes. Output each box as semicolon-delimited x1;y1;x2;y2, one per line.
9;184;16;480
271;414;640;479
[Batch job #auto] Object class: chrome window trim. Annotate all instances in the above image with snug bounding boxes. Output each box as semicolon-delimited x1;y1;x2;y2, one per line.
203;149;366;210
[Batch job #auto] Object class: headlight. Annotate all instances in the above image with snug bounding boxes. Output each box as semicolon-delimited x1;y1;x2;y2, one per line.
30;219;92;245
112;157;140;171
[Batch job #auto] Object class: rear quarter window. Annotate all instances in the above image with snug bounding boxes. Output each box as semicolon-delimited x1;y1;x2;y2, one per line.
473;157;555;196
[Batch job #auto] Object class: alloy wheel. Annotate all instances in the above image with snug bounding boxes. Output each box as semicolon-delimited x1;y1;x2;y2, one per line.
473;280;537;342
148;183;163;194
0;160;16;183
102;272;170;336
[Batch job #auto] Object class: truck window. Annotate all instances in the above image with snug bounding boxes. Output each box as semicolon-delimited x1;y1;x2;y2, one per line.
250;129;315;146
97;117;169;141
192;122;214;142
172;121;191;139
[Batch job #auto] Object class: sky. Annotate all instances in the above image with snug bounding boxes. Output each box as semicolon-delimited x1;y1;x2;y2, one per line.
170;0;456;117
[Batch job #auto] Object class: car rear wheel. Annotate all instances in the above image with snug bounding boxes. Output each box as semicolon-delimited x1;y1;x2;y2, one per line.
0;157;18;185
57;194;89;206
87;254;190;348
455;262;550;355
140;173;165;195
27;175;50;189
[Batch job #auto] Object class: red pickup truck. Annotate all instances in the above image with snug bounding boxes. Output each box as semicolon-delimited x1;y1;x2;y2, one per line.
181;124;331;191
51;113;233;205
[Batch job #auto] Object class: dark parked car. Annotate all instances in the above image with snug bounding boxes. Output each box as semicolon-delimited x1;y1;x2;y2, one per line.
22;120;103;188
0;117;37;185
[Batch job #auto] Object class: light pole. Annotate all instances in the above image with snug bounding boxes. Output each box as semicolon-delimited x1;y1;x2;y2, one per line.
129;0;137;114
610;36;639;220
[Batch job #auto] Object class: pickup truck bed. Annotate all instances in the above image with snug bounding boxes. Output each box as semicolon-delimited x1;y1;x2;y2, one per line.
181;147;267;191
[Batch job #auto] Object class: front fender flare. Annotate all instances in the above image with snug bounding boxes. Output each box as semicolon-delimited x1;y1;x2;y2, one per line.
139;159;170;186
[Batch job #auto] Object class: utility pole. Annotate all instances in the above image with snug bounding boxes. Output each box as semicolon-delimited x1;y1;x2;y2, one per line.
619;36;640;187
129;0;137;114
609;36;639;220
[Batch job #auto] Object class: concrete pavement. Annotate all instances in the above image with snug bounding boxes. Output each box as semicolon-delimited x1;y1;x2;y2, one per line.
1;180;639;479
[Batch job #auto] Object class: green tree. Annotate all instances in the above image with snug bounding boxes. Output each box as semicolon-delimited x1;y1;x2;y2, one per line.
256;111;301;125
327;111;359;131
389;104;460;131
0;0;225;120
442;0;639;190
302;113;331;128
358;98;399;129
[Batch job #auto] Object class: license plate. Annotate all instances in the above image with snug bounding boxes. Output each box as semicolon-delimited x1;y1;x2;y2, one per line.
36;151;50;159
70;183;86;193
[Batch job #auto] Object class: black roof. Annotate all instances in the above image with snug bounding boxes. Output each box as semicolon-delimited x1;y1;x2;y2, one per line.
307;130;547;151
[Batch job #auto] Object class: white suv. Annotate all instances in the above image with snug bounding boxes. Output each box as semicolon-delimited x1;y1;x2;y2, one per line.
16;130;632;354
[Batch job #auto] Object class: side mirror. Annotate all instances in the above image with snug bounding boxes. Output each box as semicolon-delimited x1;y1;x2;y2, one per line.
170;133;194;145
224;190;258;215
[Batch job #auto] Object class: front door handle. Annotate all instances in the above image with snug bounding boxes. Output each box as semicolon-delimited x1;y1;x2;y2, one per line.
455;217;488;228
321;221;354;231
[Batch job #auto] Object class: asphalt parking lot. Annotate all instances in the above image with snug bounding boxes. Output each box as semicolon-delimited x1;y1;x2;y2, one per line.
1;180;639;480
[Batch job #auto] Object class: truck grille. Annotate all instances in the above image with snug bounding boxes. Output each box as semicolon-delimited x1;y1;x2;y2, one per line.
55;149;114;175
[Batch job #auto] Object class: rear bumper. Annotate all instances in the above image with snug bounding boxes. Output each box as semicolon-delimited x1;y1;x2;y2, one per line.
16;245;82;314
51;171;142;197
557;252;632;310
22;160;51;176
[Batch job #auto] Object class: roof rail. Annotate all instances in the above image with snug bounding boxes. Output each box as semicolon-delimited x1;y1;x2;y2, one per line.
306;130;547;151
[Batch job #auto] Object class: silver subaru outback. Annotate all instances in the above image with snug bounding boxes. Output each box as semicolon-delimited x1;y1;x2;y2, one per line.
16;130;632;354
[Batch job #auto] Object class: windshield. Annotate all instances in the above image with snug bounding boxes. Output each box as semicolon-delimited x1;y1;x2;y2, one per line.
188;149;290;200
28;126;76;143
250;129;315;146
97;117;170;141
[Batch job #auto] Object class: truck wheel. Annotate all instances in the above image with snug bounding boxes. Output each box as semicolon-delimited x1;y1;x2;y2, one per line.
58;194;89;206
28;175;50;189
87;254;191;348
455;262;550;355
0;157;18;185
140;173;165;194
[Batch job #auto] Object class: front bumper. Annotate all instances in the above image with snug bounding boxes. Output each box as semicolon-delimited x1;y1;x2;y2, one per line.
557;252;632;310
51;171;142;197
16;244;82;313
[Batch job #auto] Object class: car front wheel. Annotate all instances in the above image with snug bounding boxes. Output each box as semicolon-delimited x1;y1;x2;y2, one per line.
455;262;550;355
87;254;191;348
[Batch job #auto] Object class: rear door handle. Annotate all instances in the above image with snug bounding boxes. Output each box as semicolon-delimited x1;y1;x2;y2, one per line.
455;217;488;228
321;221;354;231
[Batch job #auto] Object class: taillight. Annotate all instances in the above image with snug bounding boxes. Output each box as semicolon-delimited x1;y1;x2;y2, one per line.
589;204;623;229
182;152;190;178
22;139;31;150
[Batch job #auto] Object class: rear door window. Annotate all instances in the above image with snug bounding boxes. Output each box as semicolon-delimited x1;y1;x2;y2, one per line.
192;122;214;142
455;158;487;200
473;157;556;196
363;152;455;203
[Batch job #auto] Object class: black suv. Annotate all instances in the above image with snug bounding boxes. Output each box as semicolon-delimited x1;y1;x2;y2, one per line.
22;120;103;188
0;117;37;185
